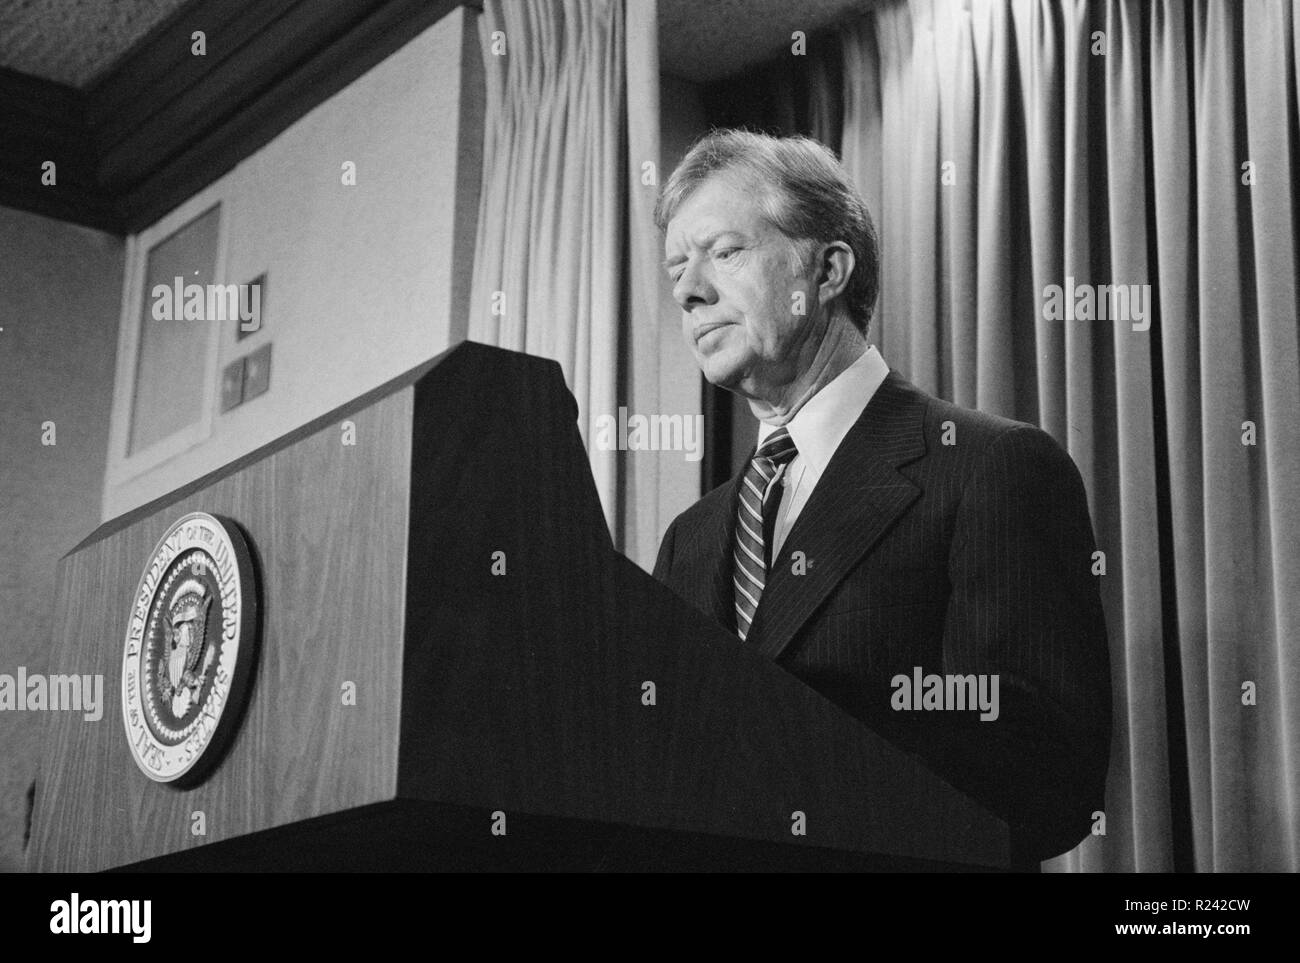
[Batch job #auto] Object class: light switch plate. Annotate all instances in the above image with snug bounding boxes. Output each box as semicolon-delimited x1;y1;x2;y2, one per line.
243;343;272;401
220;357;245;412
237;272;266;341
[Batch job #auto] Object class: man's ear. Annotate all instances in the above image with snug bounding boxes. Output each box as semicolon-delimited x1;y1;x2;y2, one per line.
817;242;855;306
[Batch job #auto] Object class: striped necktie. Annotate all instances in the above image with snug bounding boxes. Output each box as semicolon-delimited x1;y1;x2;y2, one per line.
733;427;798;641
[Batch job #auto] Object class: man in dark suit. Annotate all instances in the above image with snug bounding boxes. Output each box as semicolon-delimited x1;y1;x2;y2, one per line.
652;130;1111;863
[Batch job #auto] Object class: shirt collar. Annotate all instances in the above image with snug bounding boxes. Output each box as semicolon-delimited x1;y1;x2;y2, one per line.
756;345;890;478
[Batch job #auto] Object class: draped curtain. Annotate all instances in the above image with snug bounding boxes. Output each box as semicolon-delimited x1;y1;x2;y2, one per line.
823;0;1299;872
468;0;666;563
468;0;623;528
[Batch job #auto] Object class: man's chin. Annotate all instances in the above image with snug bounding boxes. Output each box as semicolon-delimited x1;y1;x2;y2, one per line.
697;353;745;391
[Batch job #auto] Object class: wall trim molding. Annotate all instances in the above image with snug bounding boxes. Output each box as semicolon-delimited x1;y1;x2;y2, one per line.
0;0;464;235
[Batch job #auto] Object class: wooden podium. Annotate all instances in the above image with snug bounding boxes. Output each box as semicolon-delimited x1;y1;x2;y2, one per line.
28;341;1009;871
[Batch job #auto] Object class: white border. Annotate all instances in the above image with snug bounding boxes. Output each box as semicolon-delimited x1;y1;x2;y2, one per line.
104;186;229;501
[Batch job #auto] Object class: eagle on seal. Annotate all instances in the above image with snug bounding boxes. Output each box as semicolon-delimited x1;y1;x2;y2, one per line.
162;578;213;716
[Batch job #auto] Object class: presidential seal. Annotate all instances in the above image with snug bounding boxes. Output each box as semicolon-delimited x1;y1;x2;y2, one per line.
121;512;258;785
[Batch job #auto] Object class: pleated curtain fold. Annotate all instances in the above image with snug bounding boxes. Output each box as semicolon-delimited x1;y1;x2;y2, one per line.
468;0;667;565
468;0;626;530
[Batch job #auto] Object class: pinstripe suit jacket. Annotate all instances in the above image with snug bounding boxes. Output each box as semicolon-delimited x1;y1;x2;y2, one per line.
653;370;1112;860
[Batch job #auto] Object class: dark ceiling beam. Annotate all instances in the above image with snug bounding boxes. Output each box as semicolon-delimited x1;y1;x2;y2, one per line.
0;0;465;236
0;67;121;231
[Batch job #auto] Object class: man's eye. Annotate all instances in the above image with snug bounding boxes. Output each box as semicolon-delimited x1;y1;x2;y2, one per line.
715;247;739;260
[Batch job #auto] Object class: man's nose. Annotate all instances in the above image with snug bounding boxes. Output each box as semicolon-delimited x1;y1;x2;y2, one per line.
672;260;717;310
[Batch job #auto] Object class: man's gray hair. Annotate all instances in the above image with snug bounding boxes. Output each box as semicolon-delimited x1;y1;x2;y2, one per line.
654;129;880;334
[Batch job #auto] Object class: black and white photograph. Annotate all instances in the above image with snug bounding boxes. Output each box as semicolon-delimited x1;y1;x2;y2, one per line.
0;0;1294;939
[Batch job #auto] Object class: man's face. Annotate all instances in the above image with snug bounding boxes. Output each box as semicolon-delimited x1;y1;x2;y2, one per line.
664;174;821;398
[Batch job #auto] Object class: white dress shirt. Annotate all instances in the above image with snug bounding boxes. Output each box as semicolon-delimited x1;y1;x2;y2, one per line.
755;345;891;560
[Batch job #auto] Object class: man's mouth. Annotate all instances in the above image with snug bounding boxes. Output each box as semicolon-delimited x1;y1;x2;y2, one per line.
693;321;731;344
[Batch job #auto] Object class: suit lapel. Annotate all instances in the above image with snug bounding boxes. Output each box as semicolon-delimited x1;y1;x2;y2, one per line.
749;371;929;661
705;474;743;630
674;472;744;631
